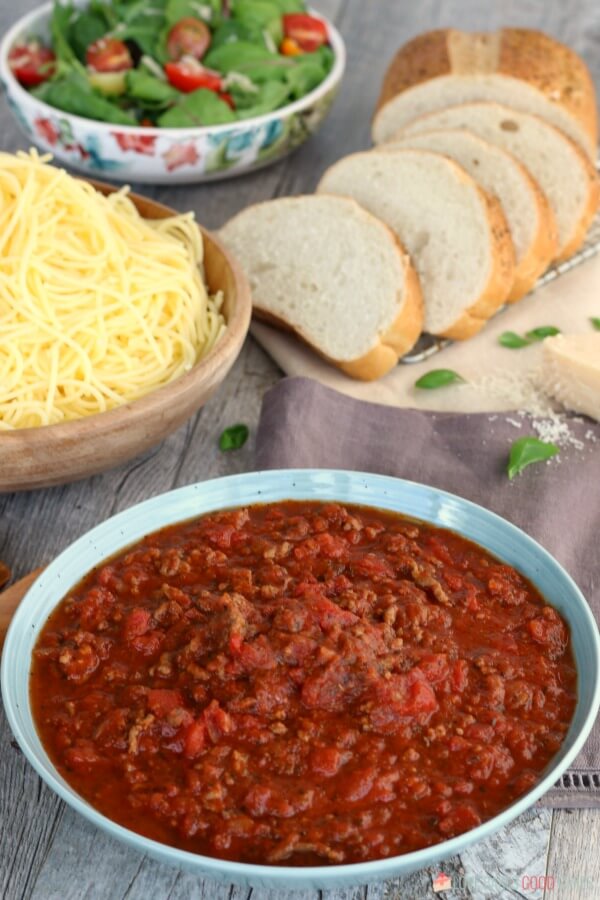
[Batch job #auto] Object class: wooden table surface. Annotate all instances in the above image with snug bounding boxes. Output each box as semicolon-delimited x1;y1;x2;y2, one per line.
1;1;599;898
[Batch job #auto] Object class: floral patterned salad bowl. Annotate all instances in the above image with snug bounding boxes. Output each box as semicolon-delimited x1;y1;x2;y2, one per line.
0;4;345;184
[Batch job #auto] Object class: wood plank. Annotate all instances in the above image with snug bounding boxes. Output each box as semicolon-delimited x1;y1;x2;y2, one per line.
544;808;600;900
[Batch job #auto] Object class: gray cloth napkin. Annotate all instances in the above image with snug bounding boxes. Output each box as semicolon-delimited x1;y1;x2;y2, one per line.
255;376;600;808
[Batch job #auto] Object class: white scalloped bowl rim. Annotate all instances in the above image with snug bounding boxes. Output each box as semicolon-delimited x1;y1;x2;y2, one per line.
2;469;599;889
0;2;346;137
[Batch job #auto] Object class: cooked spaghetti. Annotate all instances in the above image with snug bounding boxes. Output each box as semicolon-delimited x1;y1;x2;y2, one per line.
0;150;226;430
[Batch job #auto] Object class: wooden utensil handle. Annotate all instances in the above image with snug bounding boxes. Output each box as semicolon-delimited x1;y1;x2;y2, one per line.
0;568;45;650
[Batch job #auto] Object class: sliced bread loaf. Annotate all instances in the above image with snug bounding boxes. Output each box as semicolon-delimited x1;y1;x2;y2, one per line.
382;128;557;301
219;195;424;381
373;28;598;158
396;102;599;261
541;333;600;421
317;148;515;339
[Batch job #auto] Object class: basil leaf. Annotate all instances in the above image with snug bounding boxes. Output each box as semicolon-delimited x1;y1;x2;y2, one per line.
507;437;559;479
158;87;236;126
498;331;531;349
414;369;466;389
219;423;249;451
524;326;561;342
591;317;600;331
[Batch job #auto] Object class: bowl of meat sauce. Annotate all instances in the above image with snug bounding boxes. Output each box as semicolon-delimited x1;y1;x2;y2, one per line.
3;470;599;889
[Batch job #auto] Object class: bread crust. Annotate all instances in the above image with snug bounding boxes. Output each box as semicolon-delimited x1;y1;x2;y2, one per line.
382;128;559;302
394;101;599;263
437;182;515;340
505;156;558;300
252;254;423;381
374;28;598;156
553;132;600;262
338;260;424;379
319;149;516;340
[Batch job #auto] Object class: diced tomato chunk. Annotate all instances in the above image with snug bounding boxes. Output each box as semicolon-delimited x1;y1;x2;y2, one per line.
310;746;343;777
183;719;206;758
124;607;152;639
147;689;184;718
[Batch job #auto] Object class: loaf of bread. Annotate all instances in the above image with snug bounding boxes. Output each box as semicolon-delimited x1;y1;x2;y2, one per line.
220;195;424;380
542;333;600;421
317;148;515;339
383;128;557;300
373;29;598;158
395;102;599;261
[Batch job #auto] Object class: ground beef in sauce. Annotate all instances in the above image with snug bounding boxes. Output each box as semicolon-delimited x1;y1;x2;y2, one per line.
30;501;577;866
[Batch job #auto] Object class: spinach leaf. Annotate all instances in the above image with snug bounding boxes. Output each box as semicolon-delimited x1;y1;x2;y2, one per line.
34;73;137;125
69;9;109;62
204;41;292;83
268;0;306;10
165;0;220;27
219;423;249;450
111;0;167;57
498;331;531;349
232;1;283;46
525;326;561;341
591;317;600;330
285;54;326;98
414;369;466;389
507;437;559;479
126;68;178;106
204;40;275;67
211;19;264;50
158;87;236;126
51;2;83;70
234;79;289;116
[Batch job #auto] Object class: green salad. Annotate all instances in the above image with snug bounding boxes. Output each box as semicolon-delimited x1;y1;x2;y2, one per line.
9;0;334;127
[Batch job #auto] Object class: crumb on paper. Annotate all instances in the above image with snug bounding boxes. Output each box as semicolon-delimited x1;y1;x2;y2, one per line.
432;872;452;893
505;417;522;428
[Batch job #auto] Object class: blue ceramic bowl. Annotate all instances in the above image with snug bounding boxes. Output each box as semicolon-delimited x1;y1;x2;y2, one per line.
3;469;599;890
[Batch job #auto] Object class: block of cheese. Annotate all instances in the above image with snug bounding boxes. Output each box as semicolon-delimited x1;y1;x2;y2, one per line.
542;333;600;421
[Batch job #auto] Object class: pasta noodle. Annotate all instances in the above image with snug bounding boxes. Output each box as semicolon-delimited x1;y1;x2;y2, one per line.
0;150;226;430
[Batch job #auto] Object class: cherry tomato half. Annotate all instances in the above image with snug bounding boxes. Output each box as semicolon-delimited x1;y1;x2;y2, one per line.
164;60;222;93
166;17;211;61
9;42;56;87
282;13;328;52
86;37;133;73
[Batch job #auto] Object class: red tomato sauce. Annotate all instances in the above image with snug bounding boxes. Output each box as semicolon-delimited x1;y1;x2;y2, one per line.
30;501;577;866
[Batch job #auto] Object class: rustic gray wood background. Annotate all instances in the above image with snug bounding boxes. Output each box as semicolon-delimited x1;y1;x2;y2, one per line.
1;1;599;898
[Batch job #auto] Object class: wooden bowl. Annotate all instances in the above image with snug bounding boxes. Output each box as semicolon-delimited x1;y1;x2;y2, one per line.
0;182;251;491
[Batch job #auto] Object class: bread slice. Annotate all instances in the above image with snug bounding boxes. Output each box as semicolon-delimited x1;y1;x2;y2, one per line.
373;28;598;159
317;148;515;339
396;103;599;261
219;195;424;381
382;128;557;301
541;333;600;421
